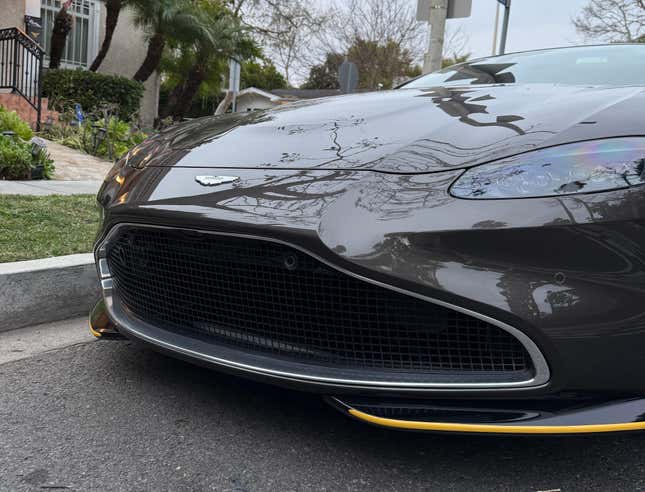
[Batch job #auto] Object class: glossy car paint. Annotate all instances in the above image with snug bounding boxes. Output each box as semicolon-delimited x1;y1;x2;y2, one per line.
128;84;645;173
95;58;645;404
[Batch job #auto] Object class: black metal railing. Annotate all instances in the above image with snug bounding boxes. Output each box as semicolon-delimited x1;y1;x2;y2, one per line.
0;28;44;131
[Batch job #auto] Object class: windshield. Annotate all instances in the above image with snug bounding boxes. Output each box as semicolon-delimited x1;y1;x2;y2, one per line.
403;45;645;88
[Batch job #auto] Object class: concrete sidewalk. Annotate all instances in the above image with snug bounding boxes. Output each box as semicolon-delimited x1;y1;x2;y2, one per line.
45;139;113;181
0;179;102;195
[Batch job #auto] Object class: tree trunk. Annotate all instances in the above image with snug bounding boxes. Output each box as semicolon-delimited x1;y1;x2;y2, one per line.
158;81;185;120
89;0;122;72
168;63;207;120
215;91;235;115
133;33;165;83
49;7;73;69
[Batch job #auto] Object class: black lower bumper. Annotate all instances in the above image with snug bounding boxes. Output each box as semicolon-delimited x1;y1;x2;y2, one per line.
92;284;551;394
327;397;645;435
325;395;645;435
91;299;645;434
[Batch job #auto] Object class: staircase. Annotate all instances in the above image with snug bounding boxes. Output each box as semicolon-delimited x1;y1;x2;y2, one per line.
0;28;45;131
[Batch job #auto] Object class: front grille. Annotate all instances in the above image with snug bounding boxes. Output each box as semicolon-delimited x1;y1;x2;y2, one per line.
106;226;533;378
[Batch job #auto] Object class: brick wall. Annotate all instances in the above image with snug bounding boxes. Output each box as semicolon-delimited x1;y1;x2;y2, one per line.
0;93;59;130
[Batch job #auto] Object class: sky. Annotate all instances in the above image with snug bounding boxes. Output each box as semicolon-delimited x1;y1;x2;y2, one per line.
447;0;591;58
291;0;594;85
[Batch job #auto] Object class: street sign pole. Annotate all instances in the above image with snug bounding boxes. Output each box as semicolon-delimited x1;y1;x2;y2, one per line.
338;60;359;93
498;0;511;55
228;58;241;112
492;2;500;55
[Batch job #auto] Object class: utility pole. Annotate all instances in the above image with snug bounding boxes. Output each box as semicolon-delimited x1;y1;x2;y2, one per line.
423;0;448;73
492;2;500;56
498;0;512;55
418;0;471;73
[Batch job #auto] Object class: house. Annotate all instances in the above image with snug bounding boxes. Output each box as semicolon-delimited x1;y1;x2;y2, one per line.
235;87;341;112
1;0;159;126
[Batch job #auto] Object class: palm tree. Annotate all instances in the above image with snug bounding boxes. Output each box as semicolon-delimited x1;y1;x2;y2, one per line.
89;0;127;72
159;1;257;120
130;0;206;83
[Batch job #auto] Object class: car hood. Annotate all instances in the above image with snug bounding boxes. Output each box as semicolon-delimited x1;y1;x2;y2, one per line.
146;84;645;173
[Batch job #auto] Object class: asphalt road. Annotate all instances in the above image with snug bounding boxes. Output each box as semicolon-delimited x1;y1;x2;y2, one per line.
2;336;645;491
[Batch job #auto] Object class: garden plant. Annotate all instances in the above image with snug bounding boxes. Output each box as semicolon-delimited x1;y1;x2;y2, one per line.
0;107;55;180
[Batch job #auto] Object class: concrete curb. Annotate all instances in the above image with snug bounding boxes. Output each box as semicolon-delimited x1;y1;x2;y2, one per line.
0;180;103;196
0;254;100;332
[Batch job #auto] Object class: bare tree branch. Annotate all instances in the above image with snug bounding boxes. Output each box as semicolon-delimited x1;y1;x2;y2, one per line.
573;0;645;41
443;25;470;60
318;0;426;60
232;0;471;87
231;0;331;85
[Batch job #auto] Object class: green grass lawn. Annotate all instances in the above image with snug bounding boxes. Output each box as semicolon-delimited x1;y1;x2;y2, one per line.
0;194;100;263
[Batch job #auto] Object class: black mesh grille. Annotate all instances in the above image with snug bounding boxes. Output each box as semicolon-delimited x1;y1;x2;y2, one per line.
106;227;532;376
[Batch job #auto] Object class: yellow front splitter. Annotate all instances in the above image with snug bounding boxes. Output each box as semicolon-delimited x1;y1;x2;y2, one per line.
348;407;645;434
329;397;645;435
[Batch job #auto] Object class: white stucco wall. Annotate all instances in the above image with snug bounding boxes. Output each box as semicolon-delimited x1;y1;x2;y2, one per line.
97;5;159;127
25;0;39;17
1;0;25;30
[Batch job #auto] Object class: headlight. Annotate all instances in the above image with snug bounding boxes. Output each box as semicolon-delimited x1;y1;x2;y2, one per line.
450;138;645;199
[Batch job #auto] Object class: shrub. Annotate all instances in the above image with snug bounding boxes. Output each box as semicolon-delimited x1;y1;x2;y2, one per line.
0;106;34;140
42;69;145;118
0;135;33;179
41;114;148;162
31;142;56;179
0;135;55;180
95;117;148;159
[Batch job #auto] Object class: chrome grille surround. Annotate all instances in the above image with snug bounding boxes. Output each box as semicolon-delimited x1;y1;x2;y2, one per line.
95;223;551;391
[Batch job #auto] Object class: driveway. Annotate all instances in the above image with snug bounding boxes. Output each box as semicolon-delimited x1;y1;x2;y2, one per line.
1;325;644;491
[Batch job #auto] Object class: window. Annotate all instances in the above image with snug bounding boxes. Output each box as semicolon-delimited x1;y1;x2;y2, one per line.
40;0;100;69
402;45;645;88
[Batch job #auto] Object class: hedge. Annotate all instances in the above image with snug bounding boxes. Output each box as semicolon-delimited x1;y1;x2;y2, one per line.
43;69;144;118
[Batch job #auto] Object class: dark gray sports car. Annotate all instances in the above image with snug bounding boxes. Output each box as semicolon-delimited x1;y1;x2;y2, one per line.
91;44;645;434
